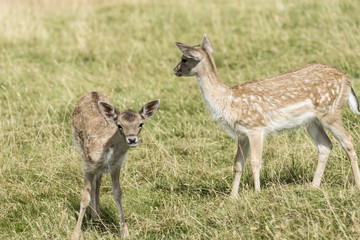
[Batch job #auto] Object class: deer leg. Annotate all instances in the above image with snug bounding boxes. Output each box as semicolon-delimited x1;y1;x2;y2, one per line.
229;136;250;199
248;130;264;192
91;173;102;220
72;172;94;240
111;168;129;238
306;123;333;187
322;117;360;188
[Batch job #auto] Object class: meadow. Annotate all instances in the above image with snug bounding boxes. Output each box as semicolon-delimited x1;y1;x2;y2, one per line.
1;0;360;239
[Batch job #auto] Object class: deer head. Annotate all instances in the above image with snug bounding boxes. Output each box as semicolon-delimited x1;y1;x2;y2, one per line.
98;100;160;147
173;34;214;77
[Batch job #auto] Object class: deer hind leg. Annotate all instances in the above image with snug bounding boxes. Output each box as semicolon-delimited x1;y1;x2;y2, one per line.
72;172;94;240
321;116;360;188
110;168;129;238
229;136;250;199
306;123;333;187
248;130;264;192
91;173;102;220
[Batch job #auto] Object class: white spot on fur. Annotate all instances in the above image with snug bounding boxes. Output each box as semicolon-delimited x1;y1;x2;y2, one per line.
280;99;313;113
333;77;345;110
319;95;326;104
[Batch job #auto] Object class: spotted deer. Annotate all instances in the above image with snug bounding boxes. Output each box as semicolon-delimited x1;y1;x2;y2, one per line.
71;92;160;239
173;35;360;199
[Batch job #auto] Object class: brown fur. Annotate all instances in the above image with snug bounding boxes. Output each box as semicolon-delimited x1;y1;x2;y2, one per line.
122;110;138;122
72;92;160;239
174;35;360;198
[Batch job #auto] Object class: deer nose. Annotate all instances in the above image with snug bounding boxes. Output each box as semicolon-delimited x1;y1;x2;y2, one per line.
173;65;181;76
126;136;138;147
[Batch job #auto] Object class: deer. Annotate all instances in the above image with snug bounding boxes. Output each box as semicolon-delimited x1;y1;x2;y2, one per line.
173;34;360;199
71;92;160;239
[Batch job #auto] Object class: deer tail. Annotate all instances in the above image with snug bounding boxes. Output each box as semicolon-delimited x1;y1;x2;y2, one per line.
348;87;360;115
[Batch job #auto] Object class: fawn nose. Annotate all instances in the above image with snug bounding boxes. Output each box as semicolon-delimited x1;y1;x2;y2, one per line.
126;136;138;147
173;64;181;76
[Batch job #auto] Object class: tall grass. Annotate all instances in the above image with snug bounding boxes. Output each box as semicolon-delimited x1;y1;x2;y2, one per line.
1;0;360;239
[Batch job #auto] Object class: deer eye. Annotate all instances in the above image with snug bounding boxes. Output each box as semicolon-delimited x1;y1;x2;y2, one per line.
139;123;143;128
117;124;123;131
182;58;187;63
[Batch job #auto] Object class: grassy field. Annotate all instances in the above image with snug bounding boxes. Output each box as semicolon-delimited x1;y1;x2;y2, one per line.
1;0;360;239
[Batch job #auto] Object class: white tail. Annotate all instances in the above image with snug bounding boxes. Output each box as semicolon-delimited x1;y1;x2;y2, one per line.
71;92;159;239
348;87;360;114
173;35;360;198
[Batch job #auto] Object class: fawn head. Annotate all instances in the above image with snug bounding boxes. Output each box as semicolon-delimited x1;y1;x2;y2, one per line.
173;34;214;77
98;100;160;147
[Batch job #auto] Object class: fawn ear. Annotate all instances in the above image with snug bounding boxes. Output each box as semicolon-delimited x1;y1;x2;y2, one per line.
140;99;160;119
201;34;213;55
175;42;202;61
98;101;118;121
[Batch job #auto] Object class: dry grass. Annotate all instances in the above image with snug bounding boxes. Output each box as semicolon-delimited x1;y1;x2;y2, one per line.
1;0;360;239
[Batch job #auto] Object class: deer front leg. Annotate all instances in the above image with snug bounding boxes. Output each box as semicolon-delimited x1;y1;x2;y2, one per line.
91;173;102;220
229;136;250;199
248;130;264;192
72;172;94;240
111;168;129;238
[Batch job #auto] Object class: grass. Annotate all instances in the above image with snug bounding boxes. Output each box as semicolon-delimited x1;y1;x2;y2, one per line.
1;0;360;239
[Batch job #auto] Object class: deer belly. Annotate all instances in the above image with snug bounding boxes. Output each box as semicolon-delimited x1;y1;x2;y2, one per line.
263;100;316;134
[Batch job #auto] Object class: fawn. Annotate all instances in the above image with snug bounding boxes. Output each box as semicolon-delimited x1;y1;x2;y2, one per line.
71;92;160;239
173;35;360;199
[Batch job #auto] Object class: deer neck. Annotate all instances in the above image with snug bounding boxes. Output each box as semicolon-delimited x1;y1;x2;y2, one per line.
195;58;231;119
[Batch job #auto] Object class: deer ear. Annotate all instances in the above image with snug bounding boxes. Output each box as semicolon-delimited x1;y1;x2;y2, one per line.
140;99;160;119
98;101;118;121
175;42;202;61
201;34;213;55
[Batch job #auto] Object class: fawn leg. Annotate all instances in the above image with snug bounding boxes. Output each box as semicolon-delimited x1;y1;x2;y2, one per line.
111;168;129;238
72;172;94;240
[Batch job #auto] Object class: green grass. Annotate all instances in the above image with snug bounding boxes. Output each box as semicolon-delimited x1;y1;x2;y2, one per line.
1;0;360;239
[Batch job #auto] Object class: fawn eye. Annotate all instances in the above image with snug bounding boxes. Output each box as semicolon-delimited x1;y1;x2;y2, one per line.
139;123;143;128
